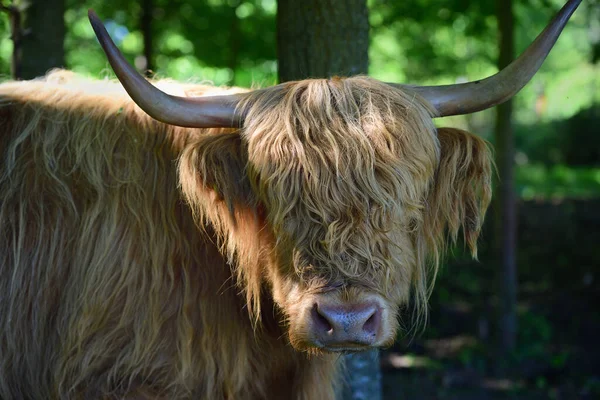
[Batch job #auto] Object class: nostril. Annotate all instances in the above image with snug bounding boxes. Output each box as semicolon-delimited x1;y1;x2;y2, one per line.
362;308;380;336
312;304;333;334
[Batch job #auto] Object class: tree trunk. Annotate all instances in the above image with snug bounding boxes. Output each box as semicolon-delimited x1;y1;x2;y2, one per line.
340;352;382;400
277;1;380;399
277;0;369;81
494;0;517;355
16;0;65;80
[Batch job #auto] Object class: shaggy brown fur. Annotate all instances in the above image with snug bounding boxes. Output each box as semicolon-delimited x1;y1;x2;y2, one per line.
0;70;492;399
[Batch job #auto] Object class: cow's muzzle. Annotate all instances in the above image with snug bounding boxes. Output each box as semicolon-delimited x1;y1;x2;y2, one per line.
309;300;383;351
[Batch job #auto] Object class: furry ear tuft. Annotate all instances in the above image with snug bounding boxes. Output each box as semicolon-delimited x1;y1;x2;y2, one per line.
178;132;264;320
179;132;256;223
424;128;493;262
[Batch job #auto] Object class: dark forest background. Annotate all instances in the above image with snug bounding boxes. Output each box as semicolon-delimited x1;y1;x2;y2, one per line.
1;0;599;398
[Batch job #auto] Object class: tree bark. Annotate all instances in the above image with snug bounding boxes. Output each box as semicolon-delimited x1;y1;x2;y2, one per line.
277;0;369;81
277;1;380;399
494;0;517;355
16;0;65;80
340;352;382;400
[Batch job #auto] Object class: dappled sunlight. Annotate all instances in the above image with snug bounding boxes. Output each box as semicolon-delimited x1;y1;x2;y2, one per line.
383;354;441;369
517;164;600;200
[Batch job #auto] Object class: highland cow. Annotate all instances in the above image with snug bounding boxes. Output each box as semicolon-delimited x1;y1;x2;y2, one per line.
0;0;581;398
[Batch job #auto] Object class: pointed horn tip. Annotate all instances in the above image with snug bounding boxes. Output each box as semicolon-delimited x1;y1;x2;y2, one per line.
88;10;104;35
88;10;115;51
88;9;98;21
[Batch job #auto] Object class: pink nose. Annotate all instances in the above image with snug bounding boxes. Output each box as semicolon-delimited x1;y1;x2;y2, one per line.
311;302;381;348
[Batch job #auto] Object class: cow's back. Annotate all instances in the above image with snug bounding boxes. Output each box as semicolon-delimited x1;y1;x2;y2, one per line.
0;71;243;399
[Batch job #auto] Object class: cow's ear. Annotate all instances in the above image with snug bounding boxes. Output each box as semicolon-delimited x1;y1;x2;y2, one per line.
179;132;265;317
423;127;493;261
178;132;259;232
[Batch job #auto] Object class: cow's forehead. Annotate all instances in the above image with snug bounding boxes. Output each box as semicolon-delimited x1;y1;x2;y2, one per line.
241;77;440;223
240;76;438;142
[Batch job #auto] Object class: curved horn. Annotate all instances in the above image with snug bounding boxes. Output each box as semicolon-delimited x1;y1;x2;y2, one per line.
89;10;244;128
392;0;583;117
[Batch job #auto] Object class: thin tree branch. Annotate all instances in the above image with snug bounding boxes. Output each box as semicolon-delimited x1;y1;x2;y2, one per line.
0;2;16;14
0;0;29;79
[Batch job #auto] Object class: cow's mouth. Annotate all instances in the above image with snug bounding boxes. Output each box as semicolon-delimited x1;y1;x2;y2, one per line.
320;343;373;353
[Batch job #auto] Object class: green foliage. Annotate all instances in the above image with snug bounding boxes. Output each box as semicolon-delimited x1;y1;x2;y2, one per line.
0;8;11;76
369;0;497;81
59;0;277;87
514;311;554;360
561;106;600;166
517;164;600;199
513;105;600;199
369;0;598;126
1;0;595;112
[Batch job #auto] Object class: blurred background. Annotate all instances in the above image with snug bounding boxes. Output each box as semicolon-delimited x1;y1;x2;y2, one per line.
1;0;599;398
